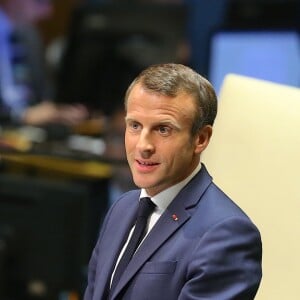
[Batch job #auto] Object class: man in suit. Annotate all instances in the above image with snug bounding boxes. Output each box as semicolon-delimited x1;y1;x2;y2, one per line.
0;0;87;125
84;63;262;300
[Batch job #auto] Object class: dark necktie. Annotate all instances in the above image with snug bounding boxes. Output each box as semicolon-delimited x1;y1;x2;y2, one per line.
110;197;156;293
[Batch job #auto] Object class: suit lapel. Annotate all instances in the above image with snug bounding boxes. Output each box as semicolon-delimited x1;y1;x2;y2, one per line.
93;194;139;299
111;164;212;299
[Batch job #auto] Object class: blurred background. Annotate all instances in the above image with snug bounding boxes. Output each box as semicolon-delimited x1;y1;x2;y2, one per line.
0;0;299;299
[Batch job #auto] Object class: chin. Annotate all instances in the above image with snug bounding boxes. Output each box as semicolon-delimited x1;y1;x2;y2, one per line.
133;181;151;190
133;177;155;190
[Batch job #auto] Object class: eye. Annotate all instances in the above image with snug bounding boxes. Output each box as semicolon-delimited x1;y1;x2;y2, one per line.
158;125;171;136
127;120;141;131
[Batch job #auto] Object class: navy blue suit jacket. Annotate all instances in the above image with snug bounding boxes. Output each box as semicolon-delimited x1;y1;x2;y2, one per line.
84;164;262;300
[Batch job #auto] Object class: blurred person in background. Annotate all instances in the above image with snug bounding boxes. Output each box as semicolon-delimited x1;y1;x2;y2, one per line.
0;0;88;126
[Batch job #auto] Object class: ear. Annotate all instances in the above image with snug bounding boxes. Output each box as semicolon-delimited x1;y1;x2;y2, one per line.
194;125;213;154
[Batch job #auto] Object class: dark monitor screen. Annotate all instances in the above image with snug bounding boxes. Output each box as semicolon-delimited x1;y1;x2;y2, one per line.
55;3;187;116
208;29;300;95
0;174;90;300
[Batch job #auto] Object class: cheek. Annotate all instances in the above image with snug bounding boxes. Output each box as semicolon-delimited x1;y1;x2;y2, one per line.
124;137;130;155
177;142;197;163
170;135;194;153
125;134;135;153
162;139;193;163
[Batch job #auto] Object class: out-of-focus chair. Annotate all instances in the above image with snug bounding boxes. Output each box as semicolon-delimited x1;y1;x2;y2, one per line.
202;74;300;300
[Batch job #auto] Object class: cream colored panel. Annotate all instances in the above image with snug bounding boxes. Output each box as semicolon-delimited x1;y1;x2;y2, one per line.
202;74;300;300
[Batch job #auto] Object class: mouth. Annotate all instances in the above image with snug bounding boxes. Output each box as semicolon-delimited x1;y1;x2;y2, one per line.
136;159;159;166
134;159;160;172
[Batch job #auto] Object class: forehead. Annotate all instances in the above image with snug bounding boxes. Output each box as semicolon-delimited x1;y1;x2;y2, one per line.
128;82;196;103
126;83;196;122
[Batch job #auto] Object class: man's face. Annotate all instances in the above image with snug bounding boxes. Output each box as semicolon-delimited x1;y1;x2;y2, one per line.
125;83;207;197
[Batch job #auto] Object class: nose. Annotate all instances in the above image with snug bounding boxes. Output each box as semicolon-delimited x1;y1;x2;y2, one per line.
136;130;155;157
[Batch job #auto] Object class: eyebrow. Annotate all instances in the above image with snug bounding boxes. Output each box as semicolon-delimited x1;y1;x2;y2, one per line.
156;120;182;131
125;117;136;123
125;116;182;131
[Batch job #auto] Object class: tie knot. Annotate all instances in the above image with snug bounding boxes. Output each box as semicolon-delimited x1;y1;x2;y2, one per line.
138;197;156;218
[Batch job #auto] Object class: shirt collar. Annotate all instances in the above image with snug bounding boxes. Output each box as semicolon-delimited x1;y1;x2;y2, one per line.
140;162;202;211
